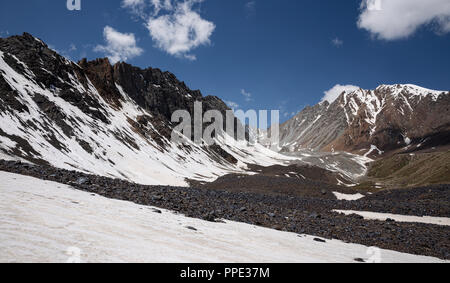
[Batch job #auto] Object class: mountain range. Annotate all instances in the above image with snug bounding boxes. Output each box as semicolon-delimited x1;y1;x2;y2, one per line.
0;33;449;188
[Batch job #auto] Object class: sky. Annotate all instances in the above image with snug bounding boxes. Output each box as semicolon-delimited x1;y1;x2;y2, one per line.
1;0;450;122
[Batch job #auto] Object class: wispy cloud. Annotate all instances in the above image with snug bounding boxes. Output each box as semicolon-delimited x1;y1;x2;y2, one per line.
150;0;173;16
48;43;79;60
245;1;256;15
224;100;239;110
94;26;144;63
277;100;290;119
241;89;253;102
331;37;343;47
69;43;77;52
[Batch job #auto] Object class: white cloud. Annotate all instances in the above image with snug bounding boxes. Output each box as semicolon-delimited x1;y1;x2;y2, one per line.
145;0;215;59
121;0;215;60
224;100;239;110
321;84;360;104
241;89;253;102
358;0;450;40
332;37;343;47
94;26;144;64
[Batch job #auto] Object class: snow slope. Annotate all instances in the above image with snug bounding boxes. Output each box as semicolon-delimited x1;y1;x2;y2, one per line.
0;171;446;263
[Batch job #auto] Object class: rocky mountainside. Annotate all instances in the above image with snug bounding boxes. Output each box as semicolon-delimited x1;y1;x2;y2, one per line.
4;33;445;188
278;85;450;158
0;33;296;186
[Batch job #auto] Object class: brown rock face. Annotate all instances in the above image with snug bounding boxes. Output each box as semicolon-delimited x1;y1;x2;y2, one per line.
78;58;123;110
279;85;450;158
78;58;239;141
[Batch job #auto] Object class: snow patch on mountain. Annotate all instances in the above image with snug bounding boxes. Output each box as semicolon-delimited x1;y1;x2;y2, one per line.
333;192;365;201
377;84;446;102
364;145;384;157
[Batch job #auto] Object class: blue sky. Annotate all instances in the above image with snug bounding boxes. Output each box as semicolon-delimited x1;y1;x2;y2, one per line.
1;0;449;121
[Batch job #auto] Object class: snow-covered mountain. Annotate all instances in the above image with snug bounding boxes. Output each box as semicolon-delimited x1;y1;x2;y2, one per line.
278;84;450;158
0;33;296;186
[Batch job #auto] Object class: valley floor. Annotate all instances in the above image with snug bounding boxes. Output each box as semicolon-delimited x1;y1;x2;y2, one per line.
0;171;446;263
0;159;449;261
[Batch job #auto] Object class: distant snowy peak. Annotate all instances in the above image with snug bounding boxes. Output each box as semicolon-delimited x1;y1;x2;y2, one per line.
278;84;449;157
376;84;446;100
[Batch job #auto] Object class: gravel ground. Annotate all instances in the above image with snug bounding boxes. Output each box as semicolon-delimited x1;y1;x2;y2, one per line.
0;159;449;260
